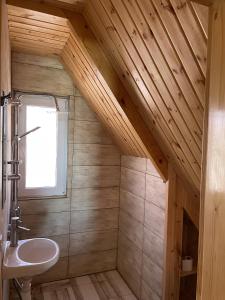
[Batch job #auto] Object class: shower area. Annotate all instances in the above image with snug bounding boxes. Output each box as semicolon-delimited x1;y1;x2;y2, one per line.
4;51;167;300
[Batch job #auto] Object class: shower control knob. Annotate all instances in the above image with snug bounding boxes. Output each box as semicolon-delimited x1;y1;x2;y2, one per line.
8;174;21;180
7;160;20;165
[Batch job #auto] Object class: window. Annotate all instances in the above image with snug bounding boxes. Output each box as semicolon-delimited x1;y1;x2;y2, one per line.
18;93;68;198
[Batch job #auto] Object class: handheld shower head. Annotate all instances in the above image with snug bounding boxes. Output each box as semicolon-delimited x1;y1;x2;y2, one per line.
19;126;41;139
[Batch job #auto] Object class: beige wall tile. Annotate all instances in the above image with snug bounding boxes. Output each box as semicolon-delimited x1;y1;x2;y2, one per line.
72;166;120;188
12;52;64;69
143;227;164;269
33;257;68;284
146;159;160;178
69;250;117;277
22;212;70;238
141;280;160;300
75;96;98;121
121;168;145;198
70;208;119;233
19;198;70;215
145;203;165;239
47;234;69;258
71;187;119;210
146;174;166;210
119;211;143;250
117;255;141;299
74;121;112;144
73;144;120;166
120;189;144;223
12;62;73;96
69;230;118;256
142;254;163;297
118;233;142;275
121;156;146;173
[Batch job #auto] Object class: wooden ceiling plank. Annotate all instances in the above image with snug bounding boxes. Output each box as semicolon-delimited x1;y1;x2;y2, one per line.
190;2;209;40
67;35;150;158
123;0;203;155
136;0;204;125
10;31;66;46
62;46;140;156
116;0;202;164
30;0;85;13
7;3;68;26
66;36;145;157
84;0;201;189
6;0;68;19
8;21;69;37
9;26;68;42
63;54;134;157
99;0;201;179
11;41;62;56
150;0;205;106
64;12;169;178
169;0;207;76
10;36;64;49
8;14;70;33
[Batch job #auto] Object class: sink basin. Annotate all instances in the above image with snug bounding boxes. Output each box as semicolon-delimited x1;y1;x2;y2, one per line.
3;238;59;279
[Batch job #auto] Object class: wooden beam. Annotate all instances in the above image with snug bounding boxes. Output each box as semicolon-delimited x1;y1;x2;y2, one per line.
197;0;225;298
6;0;82;16
64;12;168;180
164;165;183;300
6;0;69;19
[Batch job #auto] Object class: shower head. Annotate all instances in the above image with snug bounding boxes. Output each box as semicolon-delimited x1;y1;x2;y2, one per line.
19;126;41;139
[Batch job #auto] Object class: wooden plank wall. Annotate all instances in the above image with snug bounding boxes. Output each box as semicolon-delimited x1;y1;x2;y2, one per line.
84;0;209;192
197;0;225;298
165;164;200;299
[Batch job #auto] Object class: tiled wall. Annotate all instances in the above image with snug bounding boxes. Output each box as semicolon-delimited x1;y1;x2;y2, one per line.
12;52;120;283
118;156;167;300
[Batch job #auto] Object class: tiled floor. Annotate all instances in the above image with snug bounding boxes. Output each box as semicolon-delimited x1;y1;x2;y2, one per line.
32;270;137;300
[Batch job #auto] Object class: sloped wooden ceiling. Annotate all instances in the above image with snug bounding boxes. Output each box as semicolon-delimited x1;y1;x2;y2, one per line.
84;0;208;191
6;0;209;191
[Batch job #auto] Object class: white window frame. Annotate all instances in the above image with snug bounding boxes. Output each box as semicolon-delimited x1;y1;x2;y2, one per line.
17;93;68;198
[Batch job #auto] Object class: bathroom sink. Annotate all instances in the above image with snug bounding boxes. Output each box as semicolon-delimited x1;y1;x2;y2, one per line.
2;238;59;279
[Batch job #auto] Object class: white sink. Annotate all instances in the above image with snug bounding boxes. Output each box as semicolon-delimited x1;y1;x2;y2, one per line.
2;238;59;279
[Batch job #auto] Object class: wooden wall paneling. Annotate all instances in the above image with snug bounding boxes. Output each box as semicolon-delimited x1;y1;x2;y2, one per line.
164;165;183;300
169;0;207;76
62;47;136;156
7;3;70;55
66;35;145;157
190;2;209;40
64;40;144;157
62;49;140;155
62;47;140;157
133;0;204;126
123;0;202;154
112;0;202;170
100;0;201;179
84;0;200;190
164;165;200;298
197;1;225;299
151;0;205;104
61;12;168;178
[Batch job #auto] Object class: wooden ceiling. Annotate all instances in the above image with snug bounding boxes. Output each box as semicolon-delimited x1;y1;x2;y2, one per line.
84;0;208;191
6;0;209;191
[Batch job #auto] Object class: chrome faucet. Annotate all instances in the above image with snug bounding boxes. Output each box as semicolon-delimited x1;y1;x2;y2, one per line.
9;217;30;247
